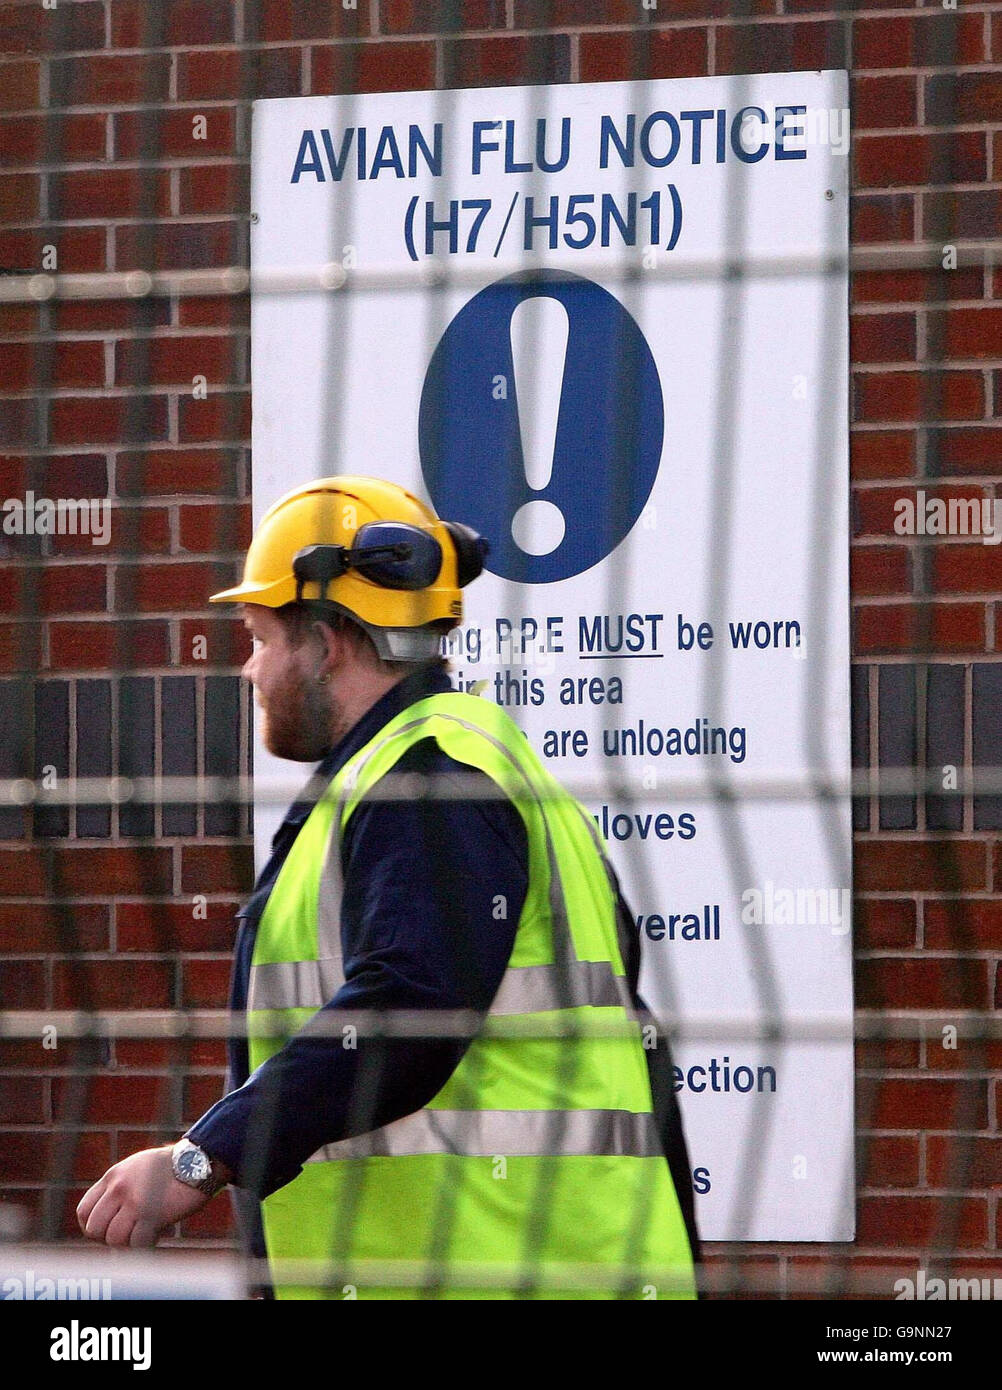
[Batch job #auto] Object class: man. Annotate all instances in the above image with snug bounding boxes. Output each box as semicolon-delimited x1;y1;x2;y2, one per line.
78;475;699;1299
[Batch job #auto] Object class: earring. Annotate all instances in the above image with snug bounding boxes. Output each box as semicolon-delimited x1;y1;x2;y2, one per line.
318;673;331;685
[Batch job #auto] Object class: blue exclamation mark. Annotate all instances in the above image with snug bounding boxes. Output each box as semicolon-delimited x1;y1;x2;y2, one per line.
509;295;568;557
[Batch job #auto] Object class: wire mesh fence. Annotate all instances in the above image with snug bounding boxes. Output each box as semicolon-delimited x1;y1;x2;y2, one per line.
0;0;999;1300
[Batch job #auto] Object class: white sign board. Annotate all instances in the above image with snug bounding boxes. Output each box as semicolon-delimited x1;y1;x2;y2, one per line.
250;73;853;1241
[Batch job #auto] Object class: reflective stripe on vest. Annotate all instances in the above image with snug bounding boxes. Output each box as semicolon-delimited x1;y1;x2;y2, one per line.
306;1107;664;1161
249;956;626;1016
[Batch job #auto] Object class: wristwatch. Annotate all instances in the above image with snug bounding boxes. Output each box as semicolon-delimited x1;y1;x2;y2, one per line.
171;1137;227;1197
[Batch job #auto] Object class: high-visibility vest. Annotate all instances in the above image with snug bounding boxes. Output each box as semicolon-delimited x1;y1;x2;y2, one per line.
247;691;696;1300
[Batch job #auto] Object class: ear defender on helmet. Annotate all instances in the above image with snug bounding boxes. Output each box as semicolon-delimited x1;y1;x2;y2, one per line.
350;522;444;589
291;516;488;608
444;522;490;588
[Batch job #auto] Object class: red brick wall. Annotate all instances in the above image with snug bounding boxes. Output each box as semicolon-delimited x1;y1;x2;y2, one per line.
1;0;999;1293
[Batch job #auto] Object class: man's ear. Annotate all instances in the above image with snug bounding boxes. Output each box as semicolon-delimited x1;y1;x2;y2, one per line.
311;616;344;680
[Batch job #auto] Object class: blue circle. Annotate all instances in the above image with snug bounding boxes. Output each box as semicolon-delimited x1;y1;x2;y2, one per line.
419;271;663;584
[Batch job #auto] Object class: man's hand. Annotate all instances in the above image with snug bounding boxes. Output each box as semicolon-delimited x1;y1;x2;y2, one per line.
76;1146;212;1248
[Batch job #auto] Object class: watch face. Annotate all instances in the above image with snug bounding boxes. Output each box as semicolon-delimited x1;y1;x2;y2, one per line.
177;1147;211;1185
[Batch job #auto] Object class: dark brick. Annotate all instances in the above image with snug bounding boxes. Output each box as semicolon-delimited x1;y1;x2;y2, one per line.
926;665;964;832
204;675;241;836
162;676;197;838
32;680;69;838
926;73;1002;126
75;680;111;838
851;664;869;831
972;665;1002;830
441;34;571;88
117;676;154;838
716;19;847;75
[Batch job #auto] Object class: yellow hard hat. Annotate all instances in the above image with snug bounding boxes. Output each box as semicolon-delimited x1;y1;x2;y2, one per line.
210;476;487;661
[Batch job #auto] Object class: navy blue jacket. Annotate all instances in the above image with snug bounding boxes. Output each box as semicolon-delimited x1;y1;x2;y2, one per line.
189;665;700;1262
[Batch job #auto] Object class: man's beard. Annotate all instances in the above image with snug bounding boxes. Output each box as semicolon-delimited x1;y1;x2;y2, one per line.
259;667;334;762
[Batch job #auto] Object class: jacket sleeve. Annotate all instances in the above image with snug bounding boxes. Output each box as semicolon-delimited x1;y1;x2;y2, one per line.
187;738;527;1197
